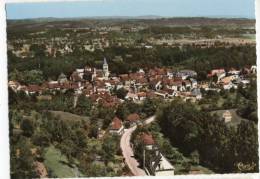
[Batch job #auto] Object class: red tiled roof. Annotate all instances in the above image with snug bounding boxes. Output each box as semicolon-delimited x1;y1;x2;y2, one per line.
28;85;41;92
208;69;225;77
146;91;156;98
137;92;146;97
89;94;99;102
136;78;148;84
172;80;183;86
60;82;71;89
141;133;155;145
111;117;123;130
48;83;60;89
126;113;140;122
163;87;174;94
41;82;48;89
183;80;191;85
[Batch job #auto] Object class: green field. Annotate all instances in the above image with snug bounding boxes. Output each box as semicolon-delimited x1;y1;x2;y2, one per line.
241;34;256;40
49;110;90;122
44;145;82;178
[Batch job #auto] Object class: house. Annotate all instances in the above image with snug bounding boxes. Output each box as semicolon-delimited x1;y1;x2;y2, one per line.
223;110;232;123
109;117;124;135
154;155;175;176
70;71;82;82
223;82;237;90
8;81;20;92
47;81;61;92
154;90;168;99
170;80;183;91
251;65;257;74
126;113;140;125
190;78;198;89
27;85;42;95
141;133;175;176
240;79;250;87
141;133;155;150
137;92;147;101
150;79;162;91
125;92;138;102
163;88;177;98
57;73;68;84
217;72;226;82
146;91;157;98
119;74;131;89
17;85;28;94
135;78;148;90
228;68;240;75
241;67;251;75
176;70;197;80
76;69;85;79
191;88;202;100
183;80;192;90
208;68;225;77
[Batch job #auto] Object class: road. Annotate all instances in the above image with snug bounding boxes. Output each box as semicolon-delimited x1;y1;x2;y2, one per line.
120;116;155;176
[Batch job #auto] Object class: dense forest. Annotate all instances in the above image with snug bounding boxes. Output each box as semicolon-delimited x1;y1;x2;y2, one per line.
8;45;256;83
156;98;258;173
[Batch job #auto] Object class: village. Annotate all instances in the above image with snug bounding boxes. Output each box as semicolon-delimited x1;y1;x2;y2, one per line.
8;57;256;105
8;56;256;176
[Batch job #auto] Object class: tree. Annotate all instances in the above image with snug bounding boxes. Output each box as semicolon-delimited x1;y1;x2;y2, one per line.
9;69;21;81
20;118;34;137
58;139;75;164
75;95;93;116
10;137;38;178
197;71;207;81
97;106;115;129
21;70;44;85
190;150;200;165
142;98;162;116
9;87;17;105
157;100;201;154
86;162;106;177
114;88;128;99
102;136;119;163
32;130;50;147
234;121;259;173
156;99;259;173
115;104;129;121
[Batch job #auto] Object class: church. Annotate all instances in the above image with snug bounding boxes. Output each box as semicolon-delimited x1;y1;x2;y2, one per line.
102;57;110;80
70;57;110;82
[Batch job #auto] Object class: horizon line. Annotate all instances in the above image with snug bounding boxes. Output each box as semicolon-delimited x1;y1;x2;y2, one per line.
6;15;256;21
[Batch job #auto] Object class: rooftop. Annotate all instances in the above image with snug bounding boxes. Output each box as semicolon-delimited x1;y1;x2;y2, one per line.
111;117;123;130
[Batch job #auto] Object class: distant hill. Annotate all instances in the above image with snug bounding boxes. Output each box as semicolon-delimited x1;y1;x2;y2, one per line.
7;17;255;32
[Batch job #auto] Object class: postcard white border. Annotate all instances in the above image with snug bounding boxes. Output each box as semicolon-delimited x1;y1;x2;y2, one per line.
0;0;259;179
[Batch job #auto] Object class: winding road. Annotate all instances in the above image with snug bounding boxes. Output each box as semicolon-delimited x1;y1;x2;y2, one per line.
120;116;155;176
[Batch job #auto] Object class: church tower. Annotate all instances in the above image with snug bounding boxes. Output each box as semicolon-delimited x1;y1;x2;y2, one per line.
103;57;109;79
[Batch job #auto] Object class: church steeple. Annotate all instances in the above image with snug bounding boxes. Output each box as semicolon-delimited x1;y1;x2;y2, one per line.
103;57;109;79
103;57;108;65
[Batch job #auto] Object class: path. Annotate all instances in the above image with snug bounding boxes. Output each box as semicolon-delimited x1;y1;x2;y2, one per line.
120;116;155;176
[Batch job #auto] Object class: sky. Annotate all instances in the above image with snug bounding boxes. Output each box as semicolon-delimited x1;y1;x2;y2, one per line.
5;0;256;19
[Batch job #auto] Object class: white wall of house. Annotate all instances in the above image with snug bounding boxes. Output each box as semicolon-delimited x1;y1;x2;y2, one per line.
109;126;124;136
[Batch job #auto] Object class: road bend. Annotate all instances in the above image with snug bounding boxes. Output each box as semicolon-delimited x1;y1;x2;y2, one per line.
120;116;155;176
